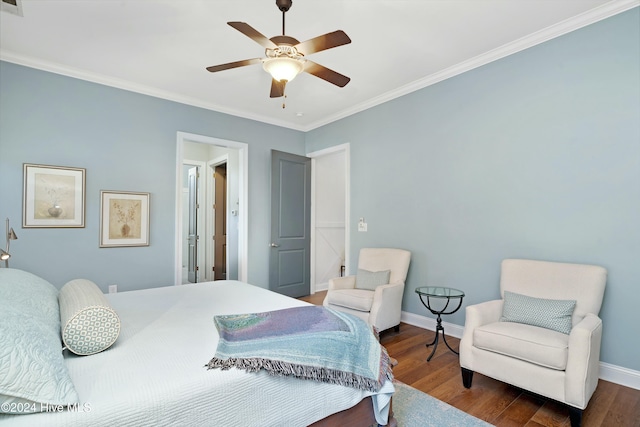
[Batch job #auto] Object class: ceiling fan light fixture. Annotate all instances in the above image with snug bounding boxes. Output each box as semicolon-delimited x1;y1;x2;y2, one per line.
207;2;351;100
263;57;304;83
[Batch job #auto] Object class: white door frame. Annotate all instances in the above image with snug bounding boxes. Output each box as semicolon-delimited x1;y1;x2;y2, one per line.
307;143;350;293
176;132;248;285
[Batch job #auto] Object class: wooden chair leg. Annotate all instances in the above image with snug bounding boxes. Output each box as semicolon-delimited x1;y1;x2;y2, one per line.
461;367;473;388
568;406;582;427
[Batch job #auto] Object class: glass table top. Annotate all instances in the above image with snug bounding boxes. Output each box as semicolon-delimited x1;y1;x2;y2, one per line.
415;286;465;298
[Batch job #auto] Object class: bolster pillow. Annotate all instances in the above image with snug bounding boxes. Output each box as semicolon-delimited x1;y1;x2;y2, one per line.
59;279;121;356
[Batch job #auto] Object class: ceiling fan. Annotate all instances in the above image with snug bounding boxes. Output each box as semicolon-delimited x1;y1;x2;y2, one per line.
206;0;351;100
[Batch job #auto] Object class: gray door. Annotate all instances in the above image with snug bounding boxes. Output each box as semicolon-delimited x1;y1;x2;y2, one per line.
269;150;311;297
187;166;199;283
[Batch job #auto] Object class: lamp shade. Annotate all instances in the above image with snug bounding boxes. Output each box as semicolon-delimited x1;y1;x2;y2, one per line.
0;249;9;261
263;57;304;83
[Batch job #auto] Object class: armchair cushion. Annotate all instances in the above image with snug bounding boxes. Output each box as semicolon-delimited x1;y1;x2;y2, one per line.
501;291;576;334
355;269;391;290
325;289;374;312
474;322;570;370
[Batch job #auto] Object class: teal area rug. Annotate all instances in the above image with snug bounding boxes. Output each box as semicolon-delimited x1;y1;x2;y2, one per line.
392;381;492;427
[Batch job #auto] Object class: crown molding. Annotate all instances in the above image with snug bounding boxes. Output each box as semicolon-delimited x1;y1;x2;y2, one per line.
0;51;307;132
304;0;640;131
2;1;637;133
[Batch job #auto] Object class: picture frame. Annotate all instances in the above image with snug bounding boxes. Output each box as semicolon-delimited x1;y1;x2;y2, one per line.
23;163;86;228
100;191;150;247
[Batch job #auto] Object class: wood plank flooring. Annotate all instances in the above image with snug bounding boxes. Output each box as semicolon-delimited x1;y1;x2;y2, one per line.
299;291;640;427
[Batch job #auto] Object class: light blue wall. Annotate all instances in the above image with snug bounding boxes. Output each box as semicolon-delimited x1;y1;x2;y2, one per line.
306;9;640;371
0;61;306;291
0;9;638;372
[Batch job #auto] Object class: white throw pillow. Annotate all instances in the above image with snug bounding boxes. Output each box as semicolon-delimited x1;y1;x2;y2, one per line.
59;279;121;356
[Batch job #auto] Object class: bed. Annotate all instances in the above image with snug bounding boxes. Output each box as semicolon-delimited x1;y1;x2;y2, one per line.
0;269;395;426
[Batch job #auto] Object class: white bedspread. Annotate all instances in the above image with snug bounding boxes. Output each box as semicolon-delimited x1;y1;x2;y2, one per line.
1;281;393;426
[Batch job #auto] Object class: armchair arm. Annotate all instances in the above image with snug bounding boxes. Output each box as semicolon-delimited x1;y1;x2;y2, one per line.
464;299;503;330
328;275;357;291
565;313;603;409
369;281;405;332
459;299;503;368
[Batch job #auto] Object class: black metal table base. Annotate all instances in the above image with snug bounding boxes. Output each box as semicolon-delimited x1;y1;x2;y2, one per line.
415;287;465;362
425;314;458;361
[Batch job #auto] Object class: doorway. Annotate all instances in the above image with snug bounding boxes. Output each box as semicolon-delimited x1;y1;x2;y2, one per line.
175;132;248;285
308;143;350;293
213;162;227;280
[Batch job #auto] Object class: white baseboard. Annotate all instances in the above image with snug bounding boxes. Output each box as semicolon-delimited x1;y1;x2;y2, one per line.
599;362;640;390
401;310;466;339
400;310;640;391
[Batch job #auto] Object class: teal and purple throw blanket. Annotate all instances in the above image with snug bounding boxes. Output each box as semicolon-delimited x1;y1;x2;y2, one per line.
205;306;392;392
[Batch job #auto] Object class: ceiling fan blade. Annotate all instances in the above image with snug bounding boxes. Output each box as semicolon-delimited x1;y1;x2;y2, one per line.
228;22;278;50
206;58;262;73
294;30;351;56
270;79;286;98
303;61;350;88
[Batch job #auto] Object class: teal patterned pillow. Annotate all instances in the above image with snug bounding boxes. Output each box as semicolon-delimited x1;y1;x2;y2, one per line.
500;291;576;334
355;269;391;290
59;279;120;356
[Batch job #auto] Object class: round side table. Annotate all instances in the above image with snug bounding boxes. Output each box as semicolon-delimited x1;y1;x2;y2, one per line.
415;286;465;362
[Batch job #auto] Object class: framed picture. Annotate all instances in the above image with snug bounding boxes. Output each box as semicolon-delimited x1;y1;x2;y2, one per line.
23;163;86;228
100;191;150;247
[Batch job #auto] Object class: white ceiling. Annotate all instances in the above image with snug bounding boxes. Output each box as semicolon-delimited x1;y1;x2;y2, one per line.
1;0;636;131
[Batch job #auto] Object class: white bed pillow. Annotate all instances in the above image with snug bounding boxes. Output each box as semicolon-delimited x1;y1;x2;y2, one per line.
0;269;80;414
0;268;60;332
59;279;121;356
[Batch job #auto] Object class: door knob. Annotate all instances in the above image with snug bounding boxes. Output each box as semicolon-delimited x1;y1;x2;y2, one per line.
269;243;279;247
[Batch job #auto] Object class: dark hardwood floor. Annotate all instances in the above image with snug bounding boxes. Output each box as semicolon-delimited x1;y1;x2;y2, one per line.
299;291;640;427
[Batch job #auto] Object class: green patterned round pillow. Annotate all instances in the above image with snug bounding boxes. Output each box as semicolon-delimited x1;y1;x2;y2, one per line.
59;279;120;356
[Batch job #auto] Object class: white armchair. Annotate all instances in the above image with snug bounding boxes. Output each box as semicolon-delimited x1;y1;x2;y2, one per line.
323;248;411;332
459;259;607;427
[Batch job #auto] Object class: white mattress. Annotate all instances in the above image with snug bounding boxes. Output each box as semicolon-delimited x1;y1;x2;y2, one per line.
2;281;392;426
